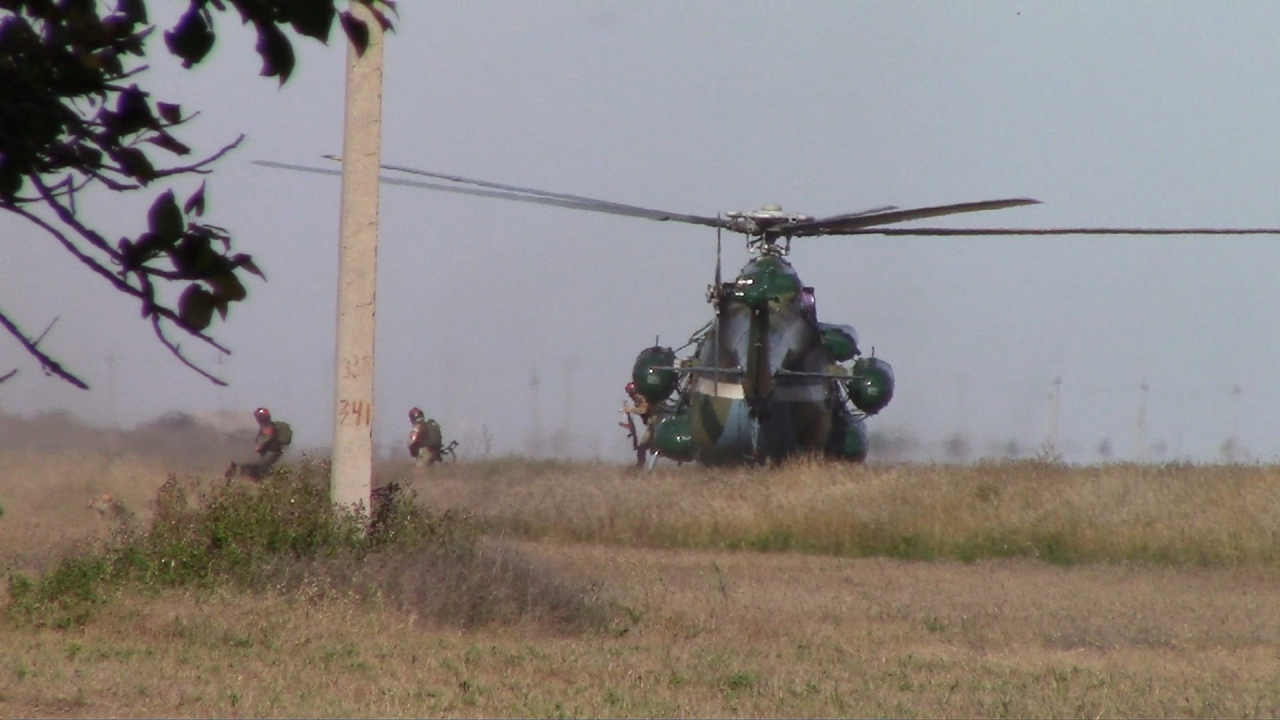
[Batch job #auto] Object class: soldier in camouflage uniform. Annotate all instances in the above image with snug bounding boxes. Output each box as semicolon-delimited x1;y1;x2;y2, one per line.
622;381;659;464
407;407;444;468
250;406;291;475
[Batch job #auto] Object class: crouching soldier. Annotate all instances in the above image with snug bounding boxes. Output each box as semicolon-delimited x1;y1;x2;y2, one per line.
408;407;444;468
227;407;292;480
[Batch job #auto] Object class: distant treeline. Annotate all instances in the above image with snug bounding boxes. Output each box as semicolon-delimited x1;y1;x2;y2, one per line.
0;409;255;472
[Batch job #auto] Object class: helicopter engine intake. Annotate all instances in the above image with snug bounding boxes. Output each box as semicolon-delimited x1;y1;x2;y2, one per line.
631;346;678;402
818;323;860;362
847;357;894;415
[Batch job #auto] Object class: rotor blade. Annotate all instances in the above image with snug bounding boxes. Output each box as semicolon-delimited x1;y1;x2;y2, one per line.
255;160;677;217
841;205;899;217
782;198;1041;236
309;157;732;230
836;227;1280;236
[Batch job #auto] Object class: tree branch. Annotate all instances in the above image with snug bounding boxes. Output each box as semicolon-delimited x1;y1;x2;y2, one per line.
150;316;228;387
3;195;232;356
0;308;89;389
152;134;245;178
2;200;147;301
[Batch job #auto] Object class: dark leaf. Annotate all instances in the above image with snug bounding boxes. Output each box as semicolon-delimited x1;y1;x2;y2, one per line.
165;7;216;67
254;21;296;82
113;85;156;135
116;147;156;181
208;271;247;302
0;163;24;201
147;190;185;243
178;284;216;332
288;1;337;41
186;222;230;251
118;0;149;24
76;145;104;169
184;182;207;216
231;253;265;279
170;234;215;276
116;237;136;268
156;102;182;124
146;132;191;156
339;12;370;56
124;231;176;269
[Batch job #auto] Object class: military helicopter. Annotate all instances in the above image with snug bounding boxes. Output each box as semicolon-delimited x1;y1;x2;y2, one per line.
257;159;1280;466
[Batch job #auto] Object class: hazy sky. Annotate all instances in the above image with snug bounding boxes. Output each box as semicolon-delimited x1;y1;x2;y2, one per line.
5;2;1280;463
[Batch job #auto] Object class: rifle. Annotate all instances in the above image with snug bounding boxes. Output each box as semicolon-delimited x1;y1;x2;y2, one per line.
619;403;647;466
619;404;639;451
439;439;459;462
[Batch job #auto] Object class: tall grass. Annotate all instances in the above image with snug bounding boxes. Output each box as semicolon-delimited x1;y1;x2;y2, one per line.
416;458;1280;566
6;453;1280;716
5;462;613;631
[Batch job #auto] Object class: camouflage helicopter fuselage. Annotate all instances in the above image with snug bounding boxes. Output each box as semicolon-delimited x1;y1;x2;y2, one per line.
632;254;893;466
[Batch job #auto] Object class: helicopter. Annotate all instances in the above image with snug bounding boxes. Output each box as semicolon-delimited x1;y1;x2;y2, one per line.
256;159;1280;466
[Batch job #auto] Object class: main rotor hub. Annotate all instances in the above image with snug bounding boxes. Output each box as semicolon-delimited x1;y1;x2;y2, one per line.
724;205;813;238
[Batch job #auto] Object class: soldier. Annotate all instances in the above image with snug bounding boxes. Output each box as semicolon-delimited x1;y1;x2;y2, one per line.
250;406;292;476
622;381;650;421
408;407;444;468
621;381;658;465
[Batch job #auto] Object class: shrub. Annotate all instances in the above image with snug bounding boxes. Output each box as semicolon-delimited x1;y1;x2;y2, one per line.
6;461;474;627
6;461;615;632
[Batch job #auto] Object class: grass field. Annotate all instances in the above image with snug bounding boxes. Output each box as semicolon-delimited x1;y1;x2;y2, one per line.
3;450;1280;717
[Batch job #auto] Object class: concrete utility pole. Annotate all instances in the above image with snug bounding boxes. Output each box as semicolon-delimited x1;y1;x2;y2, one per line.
331;1;384;510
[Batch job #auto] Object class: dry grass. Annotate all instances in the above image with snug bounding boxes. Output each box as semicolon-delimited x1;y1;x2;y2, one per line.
0;449;172;572
3;545;1280;717
5;450;1280;716
409;457;1280;565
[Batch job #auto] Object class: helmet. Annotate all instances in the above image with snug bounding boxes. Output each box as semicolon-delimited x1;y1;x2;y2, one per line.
409;407;424;422
624;382;637;396
253;407;271;422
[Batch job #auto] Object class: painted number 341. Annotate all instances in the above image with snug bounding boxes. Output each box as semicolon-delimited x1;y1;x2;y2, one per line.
338;399;372;426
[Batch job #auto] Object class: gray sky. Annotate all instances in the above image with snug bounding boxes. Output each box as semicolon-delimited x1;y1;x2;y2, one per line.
5;1;1280;462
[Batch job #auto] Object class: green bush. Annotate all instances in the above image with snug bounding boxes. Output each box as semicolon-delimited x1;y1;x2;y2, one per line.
7;461;475;627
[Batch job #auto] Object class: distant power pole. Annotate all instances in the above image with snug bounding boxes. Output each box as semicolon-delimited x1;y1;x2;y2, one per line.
216;352;227;413
1225;384;1242;461
1135;380;1149;462
1047;376;1062;451
105;353;118;427
557;356;576;457
331;1;384;511
528;364;544;456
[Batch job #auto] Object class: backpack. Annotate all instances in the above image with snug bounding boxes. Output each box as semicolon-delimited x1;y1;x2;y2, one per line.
274;421;293;447
422;419;442;448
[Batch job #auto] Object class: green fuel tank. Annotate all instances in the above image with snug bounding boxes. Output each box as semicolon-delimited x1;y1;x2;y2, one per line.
653;413;696;462
841;419;869;461
631;346;678;402
848;357;894;415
